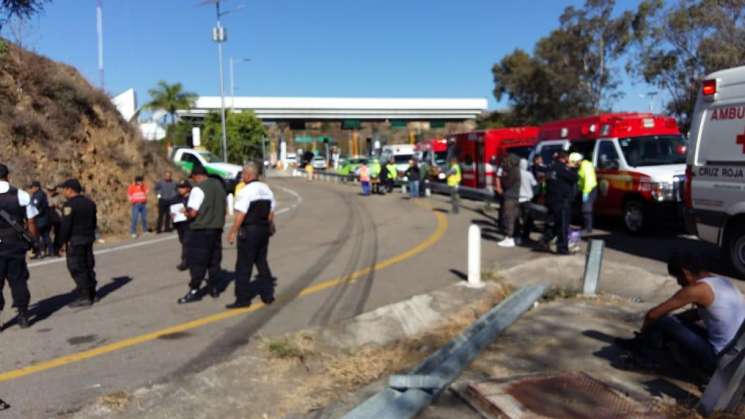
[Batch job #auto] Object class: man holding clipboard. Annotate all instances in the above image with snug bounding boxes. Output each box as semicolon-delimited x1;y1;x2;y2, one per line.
171;180;191;271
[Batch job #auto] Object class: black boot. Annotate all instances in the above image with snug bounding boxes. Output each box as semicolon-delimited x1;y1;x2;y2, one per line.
176;261;188;271
225;300;251;309
16;310;30;329
177;288;200;304
259;277;277;305
68;298;93;309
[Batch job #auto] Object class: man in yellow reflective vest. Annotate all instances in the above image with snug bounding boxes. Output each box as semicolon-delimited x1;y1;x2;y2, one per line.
447;157;462;214
569;152;597;234
384;159;397;193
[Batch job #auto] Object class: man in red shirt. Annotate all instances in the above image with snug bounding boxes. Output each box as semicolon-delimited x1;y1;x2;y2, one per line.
127;176;149;238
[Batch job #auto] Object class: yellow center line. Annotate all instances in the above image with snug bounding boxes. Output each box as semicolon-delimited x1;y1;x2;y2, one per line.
0;200;448;383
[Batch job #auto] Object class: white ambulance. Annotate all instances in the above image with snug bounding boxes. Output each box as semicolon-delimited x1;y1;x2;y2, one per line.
380;144;416;175
686;65;745;277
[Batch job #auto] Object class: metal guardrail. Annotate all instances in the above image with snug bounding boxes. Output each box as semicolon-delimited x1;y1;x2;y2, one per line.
304;170;496;202
342;285;547;419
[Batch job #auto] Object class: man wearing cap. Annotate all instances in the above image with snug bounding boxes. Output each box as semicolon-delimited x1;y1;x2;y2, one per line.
58;179;98;308
29;181;51;259
0;164;38;329
172;180;192;271
178;164;226;304
542;151;579;255
569;152;597;234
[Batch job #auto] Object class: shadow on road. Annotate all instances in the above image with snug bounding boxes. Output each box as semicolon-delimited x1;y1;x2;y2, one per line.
449;269;467;282
585;329;703;403
171;188;357;378
22;276;132;328
589;231;729;278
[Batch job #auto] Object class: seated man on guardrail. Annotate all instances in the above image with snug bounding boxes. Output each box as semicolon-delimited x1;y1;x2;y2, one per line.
615;252;745;379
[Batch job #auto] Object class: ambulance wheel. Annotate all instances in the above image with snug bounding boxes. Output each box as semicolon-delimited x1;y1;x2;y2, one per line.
623;200;646;234
726;224;745;279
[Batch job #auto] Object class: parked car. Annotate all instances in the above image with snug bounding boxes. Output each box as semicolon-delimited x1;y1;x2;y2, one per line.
685;65;745;277
286;153;297;167
311;155;328;170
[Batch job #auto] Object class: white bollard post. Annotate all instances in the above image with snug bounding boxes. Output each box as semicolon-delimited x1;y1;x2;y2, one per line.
425;187;431;197
401;184;407;194
465;224;484;288
227;193;235;216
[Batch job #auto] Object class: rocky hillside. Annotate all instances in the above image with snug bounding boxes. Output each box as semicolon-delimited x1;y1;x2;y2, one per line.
0;40;173;234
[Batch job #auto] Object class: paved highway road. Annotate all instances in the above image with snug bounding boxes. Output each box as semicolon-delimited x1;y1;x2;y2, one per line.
0;178;463;418
0;176;725;418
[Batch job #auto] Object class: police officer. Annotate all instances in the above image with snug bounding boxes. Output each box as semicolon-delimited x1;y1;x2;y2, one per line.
58;179;98;307
0;164;38;329
542;151;579;255
178;164;226;304
226;162;276;309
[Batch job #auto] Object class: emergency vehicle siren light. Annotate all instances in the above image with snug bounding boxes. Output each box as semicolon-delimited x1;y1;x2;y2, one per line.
642;118;655;129
560;128;569;138
702;79;717;97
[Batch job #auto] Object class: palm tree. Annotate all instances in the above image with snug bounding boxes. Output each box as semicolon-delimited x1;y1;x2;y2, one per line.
145;81;197;125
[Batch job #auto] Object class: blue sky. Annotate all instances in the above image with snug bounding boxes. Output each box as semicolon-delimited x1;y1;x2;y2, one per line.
11;0;660;112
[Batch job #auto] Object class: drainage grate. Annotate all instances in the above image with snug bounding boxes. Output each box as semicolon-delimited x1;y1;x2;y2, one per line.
466;372;663;419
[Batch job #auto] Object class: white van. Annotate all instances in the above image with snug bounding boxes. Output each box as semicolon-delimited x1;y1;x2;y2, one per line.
380;144;416;175
686;65;745;276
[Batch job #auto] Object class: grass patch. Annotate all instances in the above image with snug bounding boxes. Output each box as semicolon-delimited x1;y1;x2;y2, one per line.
541;286;580;302
266;339;306;359
482;270;505;283
98;391;131;412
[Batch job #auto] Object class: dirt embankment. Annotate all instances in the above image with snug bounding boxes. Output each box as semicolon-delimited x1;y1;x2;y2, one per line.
0;40;173;234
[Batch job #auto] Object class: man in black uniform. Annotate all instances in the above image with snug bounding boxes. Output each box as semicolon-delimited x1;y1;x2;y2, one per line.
58;179;98;307
172;180;192;271
178;164;226;304
226;163;276;309
542;151;578;255
0;164;37;329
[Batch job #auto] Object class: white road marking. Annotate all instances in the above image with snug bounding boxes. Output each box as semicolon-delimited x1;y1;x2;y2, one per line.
28;185;303;269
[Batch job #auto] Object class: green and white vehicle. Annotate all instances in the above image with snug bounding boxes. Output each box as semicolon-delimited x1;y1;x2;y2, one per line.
171;148;243;189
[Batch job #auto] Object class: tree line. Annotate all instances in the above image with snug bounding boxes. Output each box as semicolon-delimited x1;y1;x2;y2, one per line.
488;0;745;131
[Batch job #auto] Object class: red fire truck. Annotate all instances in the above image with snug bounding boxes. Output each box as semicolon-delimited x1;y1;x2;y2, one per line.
535;112;687;233
449;127;539;189
415;138;450;181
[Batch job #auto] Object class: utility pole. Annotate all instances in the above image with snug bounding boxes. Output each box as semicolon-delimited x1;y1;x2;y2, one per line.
212;1;229;162
96;0;104;90
229;57;251;110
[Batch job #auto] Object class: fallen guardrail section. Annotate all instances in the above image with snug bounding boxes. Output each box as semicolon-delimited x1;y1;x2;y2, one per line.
342;284;547;419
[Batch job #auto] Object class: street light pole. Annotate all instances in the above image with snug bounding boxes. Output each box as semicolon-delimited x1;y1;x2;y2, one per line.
213;1;229;162
229;57;251;111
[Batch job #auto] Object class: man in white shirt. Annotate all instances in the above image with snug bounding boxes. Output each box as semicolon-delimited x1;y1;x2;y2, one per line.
0;164;39;329
226;162;276;309
617;252;745;377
